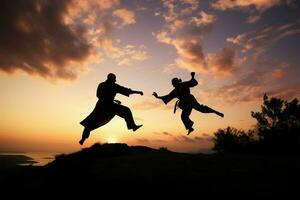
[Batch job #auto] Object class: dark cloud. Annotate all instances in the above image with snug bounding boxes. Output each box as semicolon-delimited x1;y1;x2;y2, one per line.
162;131;173;136
174;37;208;72
152;131;173;136
0;0;91;80
208;46;245;76
211;46;235;72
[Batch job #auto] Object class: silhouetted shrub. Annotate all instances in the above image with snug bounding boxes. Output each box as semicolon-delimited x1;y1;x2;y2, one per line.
212;94;300;154
159;147;169;152
213;127;256;153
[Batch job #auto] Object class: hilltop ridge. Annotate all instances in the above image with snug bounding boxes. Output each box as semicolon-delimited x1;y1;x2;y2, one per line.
0;143;298;198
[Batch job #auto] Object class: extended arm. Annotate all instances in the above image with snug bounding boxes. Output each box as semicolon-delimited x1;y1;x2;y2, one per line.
182;72;198;87
152;92;163;99
191;72;195;79
130;90;143;96
152;90;176;104
116;84;143;97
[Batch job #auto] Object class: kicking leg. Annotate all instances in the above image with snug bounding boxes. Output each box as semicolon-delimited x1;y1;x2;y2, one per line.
115;104;142;132
79;127;91;145
181;107;194;135
194;103;224;117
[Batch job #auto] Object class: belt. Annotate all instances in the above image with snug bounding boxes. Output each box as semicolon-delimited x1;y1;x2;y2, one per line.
173;100;180;114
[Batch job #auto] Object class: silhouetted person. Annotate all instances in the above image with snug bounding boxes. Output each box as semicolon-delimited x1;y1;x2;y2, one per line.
153;72;224;135
79;73;143;145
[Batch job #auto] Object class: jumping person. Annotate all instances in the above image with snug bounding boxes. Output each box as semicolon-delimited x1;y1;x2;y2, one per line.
153;72;224;135
79;73;143;145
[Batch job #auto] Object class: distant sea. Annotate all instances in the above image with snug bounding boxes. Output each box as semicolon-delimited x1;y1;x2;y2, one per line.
0;152;59;166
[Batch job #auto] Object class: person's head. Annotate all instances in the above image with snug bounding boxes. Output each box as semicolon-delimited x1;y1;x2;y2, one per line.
107;73;116;83
171;77;181;87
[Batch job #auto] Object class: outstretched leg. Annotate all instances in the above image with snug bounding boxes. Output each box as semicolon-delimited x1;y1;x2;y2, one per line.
115;104;142;131
79;127;91;145
181;107;194;135
194;103;224;117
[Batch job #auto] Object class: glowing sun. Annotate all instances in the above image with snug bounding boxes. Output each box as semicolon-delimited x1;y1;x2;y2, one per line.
107;137;118;144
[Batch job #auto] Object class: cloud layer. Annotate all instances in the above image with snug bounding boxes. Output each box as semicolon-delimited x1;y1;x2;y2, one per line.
0;0;91;80
0;0;148;80
154;2;216;74
211;0;284;11
154;1;248;77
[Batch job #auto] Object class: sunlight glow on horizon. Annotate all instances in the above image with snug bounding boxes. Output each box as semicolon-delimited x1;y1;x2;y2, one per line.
0;0;299;153
107;137;118;144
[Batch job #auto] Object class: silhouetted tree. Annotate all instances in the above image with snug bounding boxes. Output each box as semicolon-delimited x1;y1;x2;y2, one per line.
251;94;300;154
213;127;255;153
212;94;299;154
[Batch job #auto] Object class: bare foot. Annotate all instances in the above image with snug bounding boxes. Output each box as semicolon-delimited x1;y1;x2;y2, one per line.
79;139;85;145
187;128;194;135
133;125;143;132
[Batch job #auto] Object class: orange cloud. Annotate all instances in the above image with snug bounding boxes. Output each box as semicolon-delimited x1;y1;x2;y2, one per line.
161;0;178;22
226;33;247;45
190;11;216;27
94;0;120;10
161;0;199;22
272;69;285;79
154;15;214;73
98;40;149;66
66;0;120;24
211;0;283;11
155;31;208;72
170;19;186;32
155;31;172;44
180;0;199;15
211;0;291;23
155;2;219;74
113;8;136;27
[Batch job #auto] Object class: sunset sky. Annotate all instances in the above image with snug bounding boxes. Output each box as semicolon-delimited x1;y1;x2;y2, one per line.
0;0;299;153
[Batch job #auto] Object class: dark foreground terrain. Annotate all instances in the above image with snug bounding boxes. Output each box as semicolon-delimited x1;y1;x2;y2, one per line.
0;143;298;198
